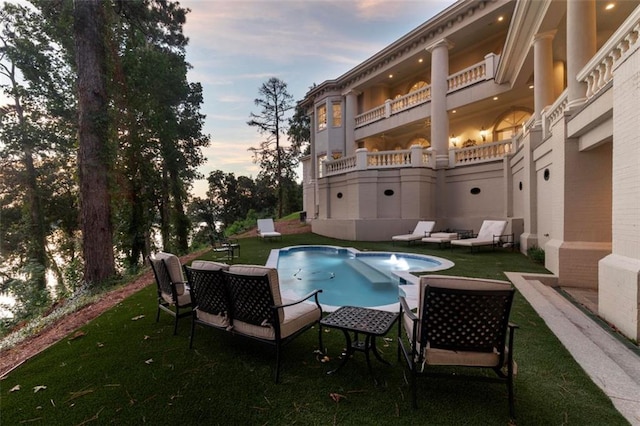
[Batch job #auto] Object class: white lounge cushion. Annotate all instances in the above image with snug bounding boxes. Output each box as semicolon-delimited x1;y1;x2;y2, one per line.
392;221;436;241
422;232;459;243
451;220;507;247
257;218;282;238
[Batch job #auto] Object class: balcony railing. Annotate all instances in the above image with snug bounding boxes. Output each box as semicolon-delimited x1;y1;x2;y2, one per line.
450;140;513;166
354;54;499;129
322;140;513;177
578;6;640;100
323;146;431;177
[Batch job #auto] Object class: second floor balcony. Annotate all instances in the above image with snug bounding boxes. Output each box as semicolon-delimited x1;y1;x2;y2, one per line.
354;54;499;130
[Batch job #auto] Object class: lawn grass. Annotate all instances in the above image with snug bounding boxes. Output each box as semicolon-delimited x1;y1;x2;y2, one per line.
1;233;629;425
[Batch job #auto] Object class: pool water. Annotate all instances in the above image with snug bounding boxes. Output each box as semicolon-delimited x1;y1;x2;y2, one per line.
273;246;454;310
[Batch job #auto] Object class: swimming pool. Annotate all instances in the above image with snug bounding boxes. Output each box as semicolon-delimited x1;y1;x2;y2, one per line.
267;245;454;311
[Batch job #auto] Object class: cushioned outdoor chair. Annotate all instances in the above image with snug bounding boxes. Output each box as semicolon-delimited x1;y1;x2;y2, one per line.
223;265;323;383
257;218;282;240
209;234;240;260
148;252;192;335
450;220;508;252
398;275;518;418
392;221;436;244
183;260;231;348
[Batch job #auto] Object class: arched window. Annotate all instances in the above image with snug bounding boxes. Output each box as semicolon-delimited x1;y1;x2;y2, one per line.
493;107;532;141
409;80;428;92
409;137;430;148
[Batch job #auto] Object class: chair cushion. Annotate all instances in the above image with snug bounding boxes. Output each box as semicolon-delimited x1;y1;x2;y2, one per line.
259;231;281;238
414;275;512;333
392;234;425;242
195;309;230;328
424;346;501;367
476;220;508;240
191;260;229;271
155;252;186;295
232;298;320;340
227;265;283;307
392;221;435;241
450;238;494;247
422;232;458;243
161;288;191;307
429;232;459;239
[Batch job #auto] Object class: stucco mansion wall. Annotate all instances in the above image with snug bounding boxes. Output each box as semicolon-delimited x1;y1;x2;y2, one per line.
312;160;511;241
441;161;507;230
599;39;640;341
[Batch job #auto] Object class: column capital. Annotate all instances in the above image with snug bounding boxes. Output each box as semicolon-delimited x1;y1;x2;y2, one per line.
426;38;454;53
533;30;557;44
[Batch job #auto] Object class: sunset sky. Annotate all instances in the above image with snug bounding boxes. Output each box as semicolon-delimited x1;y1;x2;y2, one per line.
181;0;453;197
0;0;455;197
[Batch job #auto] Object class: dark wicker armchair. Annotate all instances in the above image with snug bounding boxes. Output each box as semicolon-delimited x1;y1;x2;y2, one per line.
223;265;323;383
148;252;192;335
183;261;230;348
398;275;518;418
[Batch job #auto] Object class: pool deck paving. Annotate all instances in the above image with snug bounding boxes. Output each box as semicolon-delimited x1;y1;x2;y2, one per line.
506;272;640;425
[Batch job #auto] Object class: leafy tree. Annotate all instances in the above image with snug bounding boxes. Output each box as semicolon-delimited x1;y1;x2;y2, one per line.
288;103;311;156
0;0;209;330
0;2;78;293
247;77;295;218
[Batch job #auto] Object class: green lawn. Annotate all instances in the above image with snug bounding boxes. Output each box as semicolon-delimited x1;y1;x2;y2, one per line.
1;233;629;425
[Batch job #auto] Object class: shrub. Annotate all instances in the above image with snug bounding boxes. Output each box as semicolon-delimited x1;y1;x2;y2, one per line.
527;245;545;264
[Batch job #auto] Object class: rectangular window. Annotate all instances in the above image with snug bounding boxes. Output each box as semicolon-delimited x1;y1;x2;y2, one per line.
332;102;342;127
317;104;327;131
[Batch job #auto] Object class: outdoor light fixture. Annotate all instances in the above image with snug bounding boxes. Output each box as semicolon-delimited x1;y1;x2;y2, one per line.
480;127;487;142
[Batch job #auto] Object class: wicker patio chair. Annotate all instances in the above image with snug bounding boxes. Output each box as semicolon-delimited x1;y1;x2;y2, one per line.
148;252;192;335
223;265;323;383
183;261;231;348
398;275;518;418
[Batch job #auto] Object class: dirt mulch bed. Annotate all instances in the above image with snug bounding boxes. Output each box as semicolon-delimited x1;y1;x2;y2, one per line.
0;219;312;378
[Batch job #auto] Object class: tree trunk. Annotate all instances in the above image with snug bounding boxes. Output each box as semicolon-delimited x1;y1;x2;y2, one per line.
73;0;115;284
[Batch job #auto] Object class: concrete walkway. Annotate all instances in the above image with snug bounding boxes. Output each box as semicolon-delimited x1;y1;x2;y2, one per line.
506;272;640;426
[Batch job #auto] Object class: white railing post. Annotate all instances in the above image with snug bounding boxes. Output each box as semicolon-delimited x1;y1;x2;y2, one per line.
355;148;368;170
484;53;496;79
410;145;423;167
384;99;392;118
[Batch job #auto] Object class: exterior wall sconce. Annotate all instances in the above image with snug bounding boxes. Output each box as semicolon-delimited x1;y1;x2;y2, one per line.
449;134;458;148
480;127;487;142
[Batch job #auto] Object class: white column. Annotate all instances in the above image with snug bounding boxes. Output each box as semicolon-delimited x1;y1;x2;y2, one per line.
427;38;453;169
533;31;556;125
344;90;358;156
567;0;596;109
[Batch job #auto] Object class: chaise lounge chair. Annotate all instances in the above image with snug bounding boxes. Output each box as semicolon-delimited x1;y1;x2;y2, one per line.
450;220;508;252
257;218;282;240
392;221;436;244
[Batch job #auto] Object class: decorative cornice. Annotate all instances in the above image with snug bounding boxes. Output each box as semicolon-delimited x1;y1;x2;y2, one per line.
302;0;497;105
